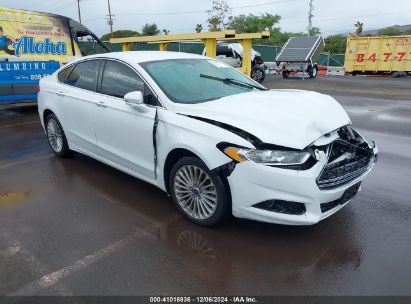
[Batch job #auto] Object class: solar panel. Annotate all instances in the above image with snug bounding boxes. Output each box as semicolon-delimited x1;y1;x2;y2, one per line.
276;36;325;62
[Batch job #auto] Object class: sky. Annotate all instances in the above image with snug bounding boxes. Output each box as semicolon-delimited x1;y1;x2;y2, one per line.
2;0;411;37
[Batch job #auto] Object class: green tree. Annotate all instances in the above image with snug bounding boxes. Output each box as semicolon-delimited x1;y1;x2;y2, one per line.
228;13;281;33
100;30;139;41
378;27;402;36
142;23;161;36
162;29;170;35
195;24;203;33
308;26;321;36
227;13;293;45
324;35;347;54
206;0;232;31
403;28;411;35
354;21;364;36
267;30;305;45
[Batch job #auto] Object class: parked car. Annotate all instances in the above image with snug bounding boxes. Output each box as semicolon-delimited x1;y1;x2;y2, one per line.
203;43;266;83
38;51;378;226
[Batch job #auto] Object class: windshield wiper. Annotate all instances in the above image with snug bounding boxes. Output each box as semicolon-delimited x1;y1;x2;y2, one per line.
200;74;268;91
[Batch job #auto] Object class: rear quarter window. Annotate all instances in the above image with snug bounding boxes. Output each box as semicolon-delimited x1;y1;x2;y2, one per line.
58;65;75;83
66;60;100;91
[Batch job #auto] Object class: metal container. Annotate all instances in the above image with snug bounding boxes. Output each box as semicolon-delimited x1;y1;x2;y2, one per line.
344;35;411;74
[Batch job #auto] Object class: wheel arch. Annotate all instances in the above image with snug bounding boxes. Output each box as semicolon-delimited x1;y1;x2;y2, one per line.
163;148;204;194
43;109;54;126
162;147;233;215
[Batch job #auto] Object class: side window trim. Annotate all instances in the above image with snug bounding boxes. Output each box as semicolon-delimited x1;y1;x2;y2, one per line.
66;64;76;83
91;60;102;92
96;60;106;94
57;63;76;84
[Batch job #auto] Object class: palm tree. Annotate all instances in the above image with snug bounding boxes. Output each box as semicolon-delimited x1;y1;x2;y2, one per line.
354;21;364;36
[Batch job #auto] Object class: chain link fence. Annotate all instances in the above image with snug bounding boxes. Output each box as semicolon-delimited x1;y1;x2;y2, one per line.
79;42;345;67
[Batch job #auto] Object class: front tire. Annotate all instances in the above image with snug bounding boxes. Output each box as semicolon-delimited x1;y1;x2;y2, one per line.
251;66;266;83
169;157;229;226
45;114;71;157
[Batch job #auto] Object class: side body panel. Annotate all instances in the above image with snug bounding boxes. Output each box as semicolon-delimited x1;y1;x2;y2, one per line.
38;74;98;151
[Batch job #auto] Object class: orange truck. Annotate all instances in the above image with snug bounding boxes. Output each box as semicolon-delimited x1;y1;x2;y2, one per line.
344;35;411;75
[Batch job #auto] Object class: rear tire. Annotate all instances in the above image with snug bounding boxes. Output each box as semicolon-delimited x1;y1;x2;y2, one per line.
45;114;71;157
308;65;318;78
169;157;229;226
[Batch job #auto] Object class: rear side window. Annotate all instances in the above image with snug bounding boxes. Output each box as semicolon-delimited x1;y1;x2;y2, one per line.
66;60;100;91
101;60;144;98
58;65;74;83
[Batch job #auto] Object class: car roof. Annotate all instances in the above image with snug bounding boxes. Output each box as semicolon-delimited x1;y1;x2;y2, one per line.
84;51;207;64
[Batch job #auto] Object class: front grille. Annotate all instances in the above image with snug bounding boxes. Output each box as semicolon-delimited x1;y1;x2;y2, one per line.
317;140;372;190
321;182;361;213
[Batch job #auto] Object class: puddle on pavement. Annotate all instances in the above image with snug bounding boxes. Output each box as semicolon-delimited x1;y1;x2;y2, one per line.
0;191;29;208
4;142;49;159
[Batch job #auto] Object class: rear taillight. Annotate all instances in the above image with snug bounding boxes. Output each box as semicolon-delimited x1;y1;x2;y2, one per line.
37;85;40;93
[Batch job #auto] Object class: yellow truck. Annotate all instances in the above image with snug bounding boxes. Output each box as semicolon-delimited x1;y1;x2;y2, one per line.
344;35;411;75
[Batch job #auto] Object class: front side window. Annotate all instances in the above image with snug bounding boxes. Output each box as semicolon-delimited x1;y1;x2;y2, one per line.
140;58;265;104
101;60;144;98
66;60;100;91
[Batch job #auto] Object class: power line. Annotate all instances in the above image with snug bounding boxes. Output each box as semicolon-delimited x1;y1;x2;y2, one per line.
31;0;73;12
113;0;296;16
282;8;411;26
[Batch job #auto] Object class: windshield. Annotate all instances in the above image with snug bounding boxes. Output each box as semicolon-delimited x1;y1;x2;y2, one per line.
140;58;266;104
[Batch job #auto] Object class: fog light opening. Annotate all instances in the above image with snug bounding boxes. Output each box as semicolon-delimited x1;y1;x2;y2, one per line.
253;200;306;215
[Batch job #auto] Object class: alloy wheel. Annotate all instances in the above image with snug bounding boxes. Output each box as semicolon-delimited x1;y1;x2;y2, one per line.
47;118;63;153
173;165;218;220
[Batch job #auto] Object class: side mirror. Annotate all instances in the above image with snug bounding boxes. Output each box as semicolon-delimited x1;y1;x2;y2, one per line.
124;91;144;105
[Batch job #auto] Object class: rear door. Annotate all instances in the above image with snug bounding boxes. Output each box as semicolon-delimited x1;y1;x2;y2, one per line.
58;59;102;152
93;59;157;179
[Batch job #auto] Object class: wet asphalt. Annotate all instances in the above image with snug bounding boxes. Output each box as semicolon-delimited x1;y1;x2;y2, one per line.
0;75;410;296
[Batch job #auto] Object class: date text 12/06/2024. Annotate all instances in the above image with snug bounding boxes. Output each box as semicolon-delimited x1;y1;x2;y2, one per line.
149;296;258;303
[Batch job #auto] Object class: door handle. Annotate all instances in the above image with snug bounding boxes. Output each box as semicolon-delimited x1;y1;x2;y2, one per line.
96;101;107;108
56;91;65;96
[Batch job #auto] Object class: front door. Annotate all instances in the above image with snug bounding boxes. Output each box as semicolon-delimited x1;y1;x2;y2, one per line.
93;59;157;179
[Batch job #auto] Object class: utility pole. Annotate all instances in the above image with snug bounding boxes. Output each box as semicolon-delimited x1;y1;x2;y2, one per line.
107;0;114;37
307;0;314;36
77;0;82;23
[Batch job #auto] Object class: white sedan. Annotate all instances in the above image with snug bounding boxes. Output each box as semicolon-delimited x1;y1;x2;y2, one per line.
38;51;378;226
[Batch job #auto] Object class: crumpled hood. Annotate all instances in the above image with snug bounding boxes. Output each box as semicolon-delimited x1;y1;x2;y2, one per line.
174;89;351;150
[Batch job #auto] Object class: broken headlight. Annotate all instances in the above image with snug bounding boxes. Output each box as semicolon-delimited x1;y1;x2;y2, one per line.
223;147;310;166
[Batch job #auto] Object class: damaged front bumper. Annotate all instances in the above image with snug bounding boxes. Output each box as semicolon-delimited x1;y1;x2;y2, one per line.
227;133;378;225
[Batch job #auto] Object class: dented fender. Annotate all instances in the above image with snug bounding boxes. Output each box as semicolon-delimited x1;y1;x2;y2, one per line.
154;109;254;191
